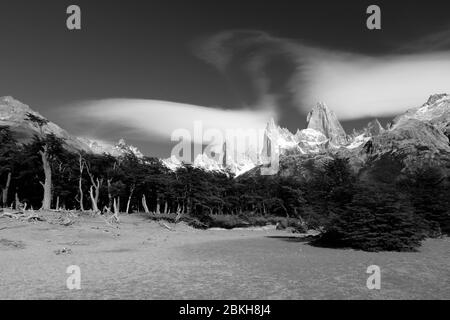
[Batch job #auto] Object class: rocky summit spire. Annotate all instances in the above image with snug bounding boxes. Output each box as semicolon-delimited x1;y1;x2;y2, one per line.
365;119;384;137
306;102;347;145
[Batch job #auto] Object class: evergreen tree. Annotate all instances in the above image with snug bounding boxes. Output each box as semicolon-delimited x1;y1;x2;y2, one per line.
317;183;424;252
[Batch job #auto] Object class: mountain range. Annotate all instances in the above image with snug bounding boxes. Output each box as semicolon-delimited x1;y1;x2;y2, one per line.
1;94;450;180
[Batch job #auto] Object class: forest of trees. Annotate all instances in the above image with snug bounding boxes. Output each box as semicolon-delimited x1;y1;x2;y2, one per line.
1;121;449;251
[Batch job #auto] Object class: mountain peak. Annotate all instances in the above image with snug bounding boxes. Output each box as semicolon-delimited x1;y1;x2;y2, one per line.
114;138;144;158
315;102;329;110
0;96;42;124
426;93;449;105
306;102;347;145
1;96;17;103
0;96;33;110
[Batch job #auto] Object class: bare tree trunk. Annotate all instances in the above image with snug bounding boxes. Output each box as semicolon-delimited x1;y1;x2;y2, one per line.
113;197;120;214
163;201;168;214
56;196;60;211
89;184;101;213
142;194;150;213
39;146;52;211
126;185;135;214
112;197;120;223
86;164;102;213
78;154;85;211
2;171;11;208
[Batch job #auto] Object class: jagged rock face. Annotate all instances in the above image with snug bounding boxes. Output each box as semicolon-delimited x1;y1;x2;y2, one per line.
261;119;330;156
261;118;300;156
307;102;348;145
295;128;329;153
115;139;144;158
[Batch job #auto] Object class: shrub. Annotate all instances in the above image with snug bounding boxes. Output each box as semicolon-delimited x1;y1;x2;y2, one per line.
208;215;250;229
316;184;425;252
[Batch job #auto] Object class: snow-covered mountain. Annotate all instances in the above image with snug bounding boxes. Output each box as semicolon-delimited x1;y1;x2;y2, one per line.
0;96;143;158
162;100;395;176
163;102;353;176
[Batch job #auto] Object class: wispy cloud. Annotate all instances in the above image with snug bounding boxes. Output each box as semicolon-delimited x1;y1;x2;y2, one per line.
193;29;450;120
65;99;273;145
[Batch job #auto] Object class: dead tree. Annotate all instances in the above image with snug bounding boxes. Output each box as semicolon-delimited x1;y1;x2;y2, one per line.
14;192;22;210
1;171;11;208
78;154;85;211
142;194;150;213
125;184;135;214
86;163;103;213
113;198;120;214
39;145;52;211
111;197;120;223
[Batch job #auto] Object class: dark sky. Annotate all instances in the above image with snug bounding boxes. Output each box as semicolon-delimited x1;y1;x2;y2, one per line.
1;0;449;156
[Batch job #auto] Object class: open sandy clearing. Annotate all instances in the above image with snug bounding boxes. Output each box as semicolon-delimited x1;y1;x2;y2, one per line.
0;213;449;299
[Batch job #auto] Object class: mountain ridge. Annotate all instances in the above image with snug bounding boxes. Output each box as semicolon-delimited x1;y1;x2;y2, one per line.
1;94;449;178
0;96;143;158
